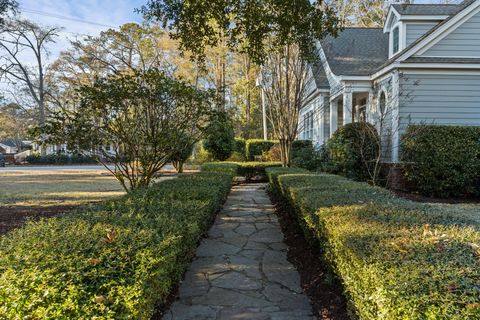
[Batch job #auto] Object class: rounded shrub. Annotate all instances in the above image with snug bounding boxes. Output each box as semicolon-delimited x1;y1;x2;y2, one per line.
401;124;480;197
203;111;235;161
290;140;321;171
325;122;380;181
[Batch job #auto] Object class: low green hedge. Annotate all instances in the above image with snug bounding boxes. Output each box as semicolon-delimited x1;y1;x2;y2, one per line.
245;139;277;160
202;161;282;180
401;124;480;197
26;154;97;165
267;167;480;319
0;172;233;319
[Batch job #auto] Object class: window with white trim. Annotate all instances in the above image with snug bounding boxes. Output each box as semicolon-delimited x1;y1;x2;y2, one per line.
392;27;400;54
302;111;314;140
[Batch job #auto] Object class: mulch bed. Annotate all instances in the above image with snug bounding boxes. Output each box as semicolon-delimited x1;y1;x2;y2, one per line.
269;192;351;320
0;205;76;235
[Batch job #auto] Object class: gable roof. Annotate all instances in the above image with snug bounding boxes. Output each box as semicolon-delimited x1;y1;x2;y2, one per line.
320;28;389;76
374;0;479;75
392;4;460;16
0;139;28;148
310;62;329;89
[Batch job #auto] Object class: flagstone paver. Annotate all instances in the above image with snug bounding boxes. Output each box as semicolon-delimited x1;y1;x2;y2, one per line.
163;184;313;320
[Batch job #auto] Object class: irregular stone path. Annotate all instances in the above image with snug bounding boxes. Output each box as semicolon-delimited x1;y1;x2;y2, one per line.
164;184;313;320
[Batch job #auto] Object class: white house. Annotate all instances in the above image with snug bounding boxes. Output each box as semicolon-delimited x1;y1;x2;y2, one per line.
300;0;480;163
0;139;31;154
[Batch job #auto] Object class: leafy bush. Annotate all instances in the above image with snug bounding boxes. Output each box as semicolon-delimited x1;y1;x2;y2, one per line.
202;161;282;181
170;133;195;173
261;143;282;162
234;138;246;160
189;142;212;165
290;140;321;171
0;172;233;319
325;122;380;181
267;168;480;320
26;154;97;165
401;125;480;197
203;111;235;161
245;139;277;161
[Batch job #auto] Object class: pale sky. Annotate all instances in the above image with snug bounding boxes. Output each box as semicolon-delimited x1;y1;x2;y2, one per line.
18;0;145;62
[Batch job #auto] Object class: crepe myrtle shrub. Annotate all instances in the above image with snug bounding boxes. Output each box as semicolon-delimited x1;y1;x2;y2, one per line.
401;124;480;197
325;122;380;182
203;111;235;161
42;69;212;192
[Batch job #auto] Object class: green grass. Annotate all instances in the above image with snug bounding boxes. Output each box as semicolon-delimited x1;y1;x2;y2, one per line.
0;170;125;208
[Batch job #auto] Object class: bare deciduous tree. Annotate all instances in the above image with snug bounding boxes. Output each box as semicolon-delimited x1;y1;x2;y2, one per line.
261;44;308;167
0;18;60;155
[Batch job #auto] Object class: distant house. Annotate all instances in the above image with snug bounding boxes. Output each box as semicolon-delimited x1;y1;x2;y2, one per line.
0;139;31;154
300;0;480;162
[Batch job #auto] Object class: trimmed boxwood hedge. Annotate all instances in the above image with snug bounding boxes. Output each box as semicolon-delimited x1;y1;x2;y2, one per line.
0;172;233;319
267;167;480;320
401;124;480;197
245;139;277;161
201;162;282;180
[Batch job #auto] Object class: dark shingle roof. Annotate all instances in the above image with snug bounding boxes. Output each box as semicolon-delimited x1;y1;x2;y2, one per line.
0;139;28;148
311;62;329;89
321;28;389;76
392;4;460;16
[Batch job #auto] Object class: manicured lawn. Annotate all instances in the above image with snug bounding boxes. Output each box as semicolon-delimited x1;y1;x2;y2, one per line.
0;170;125;234
0;170;125;207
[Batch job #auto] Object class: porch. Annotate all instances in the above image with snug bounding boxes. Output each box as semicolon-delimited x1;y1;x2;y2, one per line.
329;87;373;136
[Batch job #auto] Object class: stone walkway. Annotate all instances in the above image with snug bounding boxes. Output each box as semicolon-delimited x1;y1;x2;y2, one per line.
164;184;313;320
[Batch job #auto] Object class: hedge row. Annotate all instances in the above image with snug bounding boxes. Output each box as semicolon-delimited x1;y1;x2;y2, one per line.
201;161;282;180
0;172;233;319
245;139;277;161
401;125;480;197
26;154;97;165
267;168;480;320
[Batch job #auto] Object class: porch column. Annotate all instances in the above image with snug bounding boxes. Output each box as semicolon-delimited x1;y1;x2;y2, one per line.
343;89;353;125
391;71;400;163
329;99;338;137
367;90;375;123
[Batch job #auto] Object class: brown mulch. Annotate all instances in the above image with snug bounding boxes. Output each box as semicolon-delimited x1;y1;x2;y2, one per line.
0;205;76;235
270;194;351;320
392;190;480;204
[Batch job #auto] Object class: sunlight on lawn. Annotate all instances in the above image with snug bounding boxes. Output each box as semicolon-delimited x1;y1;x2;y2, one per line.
0;170;126;208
